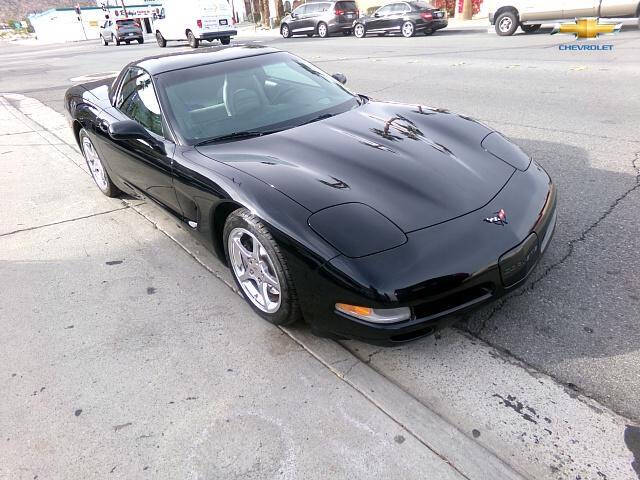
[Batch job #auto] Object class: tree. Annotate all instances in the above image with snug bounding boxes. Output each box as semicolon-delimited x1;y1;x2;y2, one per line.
259;0;270;27
462;0;473;20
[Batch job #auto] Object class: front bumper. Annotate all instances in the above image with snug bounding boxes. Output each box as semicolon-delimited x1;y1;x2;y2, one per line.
296;163;556;345
197;29;237;40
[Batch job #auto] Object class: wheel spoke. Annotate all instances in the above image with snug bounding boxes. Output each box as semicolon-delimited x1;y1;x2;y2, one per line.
233;236;253;262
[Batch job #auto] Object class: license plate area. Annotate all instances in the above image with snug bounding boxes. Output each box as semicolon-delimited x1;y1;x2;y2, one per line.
219;19;228;25
499;233;540;288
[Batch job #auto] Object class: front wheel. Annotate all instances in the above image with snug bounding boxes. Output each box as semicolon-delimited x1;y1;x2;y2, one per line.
354;23;366;38
401;21;415;37
281;23;292;38
224;208;301;326
79;129;120;198
101;35;108;46
521;24;541;33
156;31;167;47
317;22;329;38
220;36;231;45
187;30;199;48
495;11;518;36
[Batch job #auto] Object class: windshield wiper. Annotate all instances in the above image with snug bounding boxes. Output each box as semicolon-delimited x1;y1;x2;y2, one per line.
195;130;279;146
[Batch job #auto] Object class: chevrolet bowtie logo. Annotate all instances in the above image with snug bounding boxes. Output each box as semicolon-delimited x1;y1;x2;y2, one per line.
551;18;622;39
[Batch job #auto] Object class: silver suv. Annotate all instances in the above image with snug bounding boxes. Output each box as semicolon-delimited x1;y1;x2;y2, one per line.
100;18;144;46
280;0;359;38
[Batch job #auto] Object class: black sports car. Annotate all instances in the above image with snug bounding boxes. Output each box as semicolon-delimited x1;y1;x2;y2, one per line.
65;46;556;345
353;1;448;38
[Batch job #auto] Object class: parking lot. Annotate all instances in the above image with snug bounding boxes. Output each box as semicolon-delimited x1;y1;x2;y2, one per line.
1;23;640;479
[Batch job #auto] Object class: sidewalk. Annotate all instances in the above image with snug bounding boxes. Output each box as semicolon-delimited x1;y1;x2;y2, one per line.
0;94;505;479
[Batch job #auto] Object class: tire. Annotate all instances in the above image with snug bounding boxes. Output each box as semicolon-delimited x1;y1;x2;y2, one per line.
317;21;329;38
401;20;415;37
521;24;541;33
125;40;130;45
423;27;433;35
187;30;199;48
156;31;167;47
101;35;108;46
224;208;301;326
354;23;366;38
220;36;231;45
281;23;292;38
79;128;120;198
138;37;144;44
495;11;518;36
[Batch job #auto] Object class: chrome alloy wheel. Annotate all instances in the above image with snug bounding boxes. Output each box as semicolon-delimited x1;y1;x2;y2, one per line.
402;21;414;37
354;23;365;37
318;23;328;37
82;136;109;192
499;16;513;33
228;227;282;313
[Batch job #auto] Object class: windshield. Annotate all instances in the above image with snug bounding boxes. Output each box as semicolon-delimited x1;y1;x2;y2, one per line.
155;52;359;145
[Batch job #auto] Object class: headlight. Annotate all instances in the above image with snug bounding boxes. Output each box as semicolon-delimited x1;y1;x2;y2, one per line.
481;132;531;171
336;303;411;324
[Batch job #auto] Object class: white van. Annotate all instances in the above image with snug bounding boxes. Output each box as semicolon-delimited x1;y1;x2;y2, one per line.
154;0;237;48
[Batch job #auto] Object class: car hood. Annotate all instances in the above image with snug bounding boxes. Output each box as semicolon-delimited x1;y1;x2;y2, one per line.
197;102;516;233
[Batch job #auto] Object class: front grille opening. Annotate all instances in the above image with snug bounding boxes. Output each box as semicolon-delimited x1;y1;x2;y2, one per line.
390;326;435;343
413;284;493;320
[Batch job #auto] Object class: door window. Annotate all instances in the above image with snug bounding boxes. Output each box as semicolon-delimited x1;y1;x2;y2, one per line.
116;68;164;137
293;4;307;15
376;5;394;16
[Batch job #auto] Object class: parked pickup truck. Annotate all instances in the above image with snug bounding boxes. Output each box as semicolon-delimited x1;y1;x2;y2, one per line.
489;0;640;35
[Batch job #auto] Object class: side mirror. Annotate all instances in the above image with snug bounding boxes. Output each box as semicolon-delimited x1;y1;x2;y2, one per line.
332;73;347;85
374;12;380;17
290;12;296;18
108;120;165;154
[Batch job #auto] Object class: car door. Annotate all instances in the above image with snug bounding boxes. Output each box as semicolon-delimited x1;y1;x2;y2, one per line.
100;67;182;215
562;0;598;18
519;1;563;21
368;4;394;30
289;4;310;33
385;3;410;31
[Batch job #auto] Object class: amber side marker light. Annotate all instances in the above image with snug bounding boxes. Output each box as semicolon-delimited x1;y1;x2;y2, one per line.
335;303;411;324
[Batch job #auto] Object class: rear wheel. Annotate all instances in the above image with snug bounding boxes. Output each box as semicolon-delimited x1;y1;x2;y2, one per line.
354;23;366;38
79;129;120;198
401;21;415;37
423;27;433;35
156;31;167;47
220;36;231;45
521;24;541;33
281;23;292;38
224;208;301;326
317;21;329;38
137;37;144;44
495;11;518;36
187;30;199;48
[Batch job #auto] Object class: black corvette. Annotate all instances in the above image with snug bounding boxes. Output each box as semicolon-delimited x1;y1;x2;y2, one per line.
65;46;556;345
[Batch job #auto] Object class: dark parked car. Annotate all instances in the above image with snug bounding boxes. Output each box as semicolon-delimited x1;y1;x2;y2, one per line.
100;18;144;46
353;1;447;38
280;0;359;38
65;46;556;345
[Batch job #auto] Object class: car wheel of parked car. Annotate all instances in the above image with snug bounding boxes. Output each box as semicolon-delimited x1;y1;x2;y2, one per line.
79;128;120;198
138;37;144;44
224;208;301;326
423;27;433;35
156;31;167;47
281;23;292;38
101;35;108;46
354;23;366;38
220;36;231;45
125;40;131;45
187;30;199;48
401;21;415;37
317;22;329;38
495;11;519;36
521;24;541;33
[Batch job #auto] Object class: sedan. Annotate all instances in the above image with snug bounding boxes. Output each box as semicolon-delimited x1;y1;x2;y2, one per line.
353;1;448;38
65;46;556;345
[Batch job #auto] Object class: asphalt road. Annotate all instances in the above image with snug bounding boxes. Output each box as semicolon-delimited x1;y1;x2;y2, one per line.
1;23;640;477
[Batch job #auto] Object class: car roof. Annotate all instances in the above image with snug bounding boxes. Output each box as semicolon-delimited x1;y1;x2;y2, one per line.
135;45;281;75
